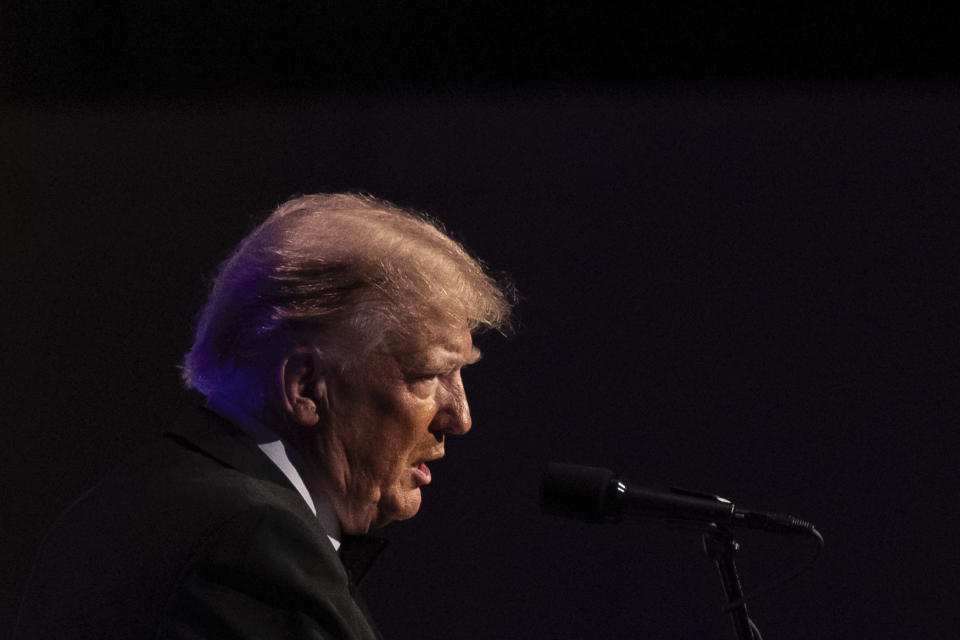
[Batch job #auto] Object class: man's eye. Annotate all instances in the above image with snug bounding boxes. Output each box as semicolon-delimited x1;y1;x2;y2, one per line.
409;367;458;384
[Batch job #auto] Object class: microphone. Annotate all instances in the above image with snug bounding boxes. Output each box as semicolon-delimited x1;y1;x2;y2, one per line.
541;462;816;534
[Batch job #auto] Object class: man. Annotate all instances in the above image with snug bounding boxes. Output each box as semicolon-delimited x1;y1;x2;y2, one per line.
14;193;513;639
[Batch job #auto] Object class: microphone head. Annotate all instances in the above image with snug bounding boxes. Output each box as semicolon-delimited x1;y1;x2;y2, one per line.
540;462;617;522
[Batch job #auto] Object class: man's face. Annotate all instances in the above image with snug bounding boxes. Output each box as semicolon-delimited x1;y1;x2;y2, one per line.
324;321;480;532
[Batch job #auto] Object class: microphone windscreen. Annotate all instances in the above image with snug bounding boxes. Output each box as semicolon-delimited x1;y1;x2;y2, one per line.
540;462;615;521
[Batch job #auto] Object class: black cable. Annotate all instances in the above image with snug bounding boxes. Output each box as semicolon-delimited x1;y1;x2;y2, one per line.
722;526;824;612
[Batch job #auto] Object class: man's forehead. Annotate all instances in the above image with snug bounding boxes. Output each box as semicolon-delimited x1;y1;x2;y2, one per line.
387;326;480;366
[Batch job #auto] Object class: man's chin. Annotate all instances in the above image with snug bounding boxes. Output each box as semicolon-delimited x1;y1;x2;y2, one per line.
373;489;422;528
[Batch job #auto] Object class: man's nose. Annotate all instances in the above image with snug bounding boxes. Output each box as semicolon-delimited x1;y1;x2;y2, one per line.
431;375;472;437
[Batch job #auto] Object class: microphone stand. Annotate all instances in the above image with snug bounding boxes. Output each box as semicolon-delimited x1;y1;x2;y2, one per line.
702;525;755;640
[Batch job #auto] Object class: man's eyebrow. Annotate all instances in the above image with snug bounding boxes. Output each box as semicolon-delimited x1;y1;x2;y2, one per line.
426;347;482;370
465;347;483;366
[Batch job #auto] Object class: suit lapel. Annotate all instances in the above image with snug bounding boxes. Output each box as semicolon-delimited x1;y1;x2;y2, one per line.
164;405;298;495
165;404;387;640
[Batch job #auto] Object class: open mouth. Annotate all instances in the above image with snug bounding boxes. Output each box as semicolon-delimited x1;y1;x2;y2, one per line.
413;461;432;484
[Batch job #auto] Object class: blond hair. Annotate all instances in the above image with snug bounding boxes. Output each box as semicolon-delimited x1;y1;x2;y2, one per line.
182;193;513;398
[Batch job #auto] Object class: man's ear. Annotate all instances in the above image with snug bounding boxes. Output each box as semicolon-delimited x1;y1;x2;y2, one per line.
279;348;329;427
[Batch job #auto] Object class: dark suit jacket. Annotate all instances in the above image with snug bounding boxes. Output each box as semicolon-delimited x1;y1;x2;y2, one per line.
14;405;384;639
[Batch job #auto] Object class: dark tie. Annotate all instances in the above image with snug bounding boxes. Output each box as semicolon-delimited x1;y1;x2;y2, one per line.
338;535;388;640
339;534;388;586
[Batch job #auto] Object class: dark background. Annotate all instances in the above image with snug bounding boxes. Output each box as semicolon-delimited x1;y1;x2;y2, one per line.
3;3;959;639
